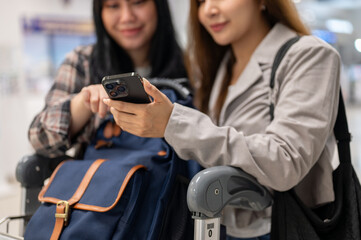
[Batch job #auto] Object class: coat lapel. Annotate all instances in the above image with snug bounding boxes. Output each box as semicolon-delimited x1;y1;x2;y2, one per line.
219;57;263;124
209;23;298;124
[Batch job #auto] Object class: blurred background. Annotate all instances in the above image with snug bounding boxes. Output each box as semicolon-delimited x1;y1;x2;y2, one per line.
1;0;361;236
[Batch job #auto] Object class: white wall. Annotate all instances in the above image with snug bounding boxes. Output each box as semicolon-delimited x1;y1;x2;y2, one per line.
168;0;190;48
0;0;189;196
0;0;92;46
0;0;93;195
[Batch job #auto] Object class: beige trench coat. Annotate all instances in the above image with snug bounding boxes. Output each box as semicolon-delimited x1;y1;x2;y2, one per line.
164;23;341;238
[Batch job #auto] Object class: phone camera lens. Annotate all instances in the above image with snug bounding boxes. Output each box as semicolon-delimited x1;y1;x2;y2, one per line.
109;91;117;97
116;86;126;93
105;84;114;90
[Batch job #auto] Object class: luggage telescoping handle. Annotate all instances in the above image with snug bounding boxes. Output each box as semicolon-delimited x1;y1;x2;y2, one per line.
187;166;273;240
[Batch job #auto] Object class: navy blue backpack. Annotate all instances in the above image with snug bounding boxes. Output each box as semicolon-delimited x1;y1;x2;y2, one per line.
24;84;202;240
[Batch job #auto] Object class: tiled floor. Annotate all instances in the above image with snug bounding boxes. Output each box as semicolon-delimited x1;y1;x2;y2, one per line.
1;104;361;238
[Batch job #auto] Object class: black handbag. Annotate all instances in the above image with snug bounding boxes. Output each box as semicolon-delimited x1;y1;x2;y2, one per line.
269;37;361;240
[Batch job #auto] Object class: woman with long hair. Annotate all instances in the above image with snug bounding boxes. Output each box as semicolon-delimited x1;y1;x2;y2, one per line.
104;0;341;239
29;0;187;157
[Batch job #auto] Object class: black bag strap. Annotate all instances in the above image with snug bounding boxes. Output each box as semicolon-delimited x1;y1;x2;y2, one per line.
270;36;352;164
270;36;301;89
269;36;301;120
333;91;352;164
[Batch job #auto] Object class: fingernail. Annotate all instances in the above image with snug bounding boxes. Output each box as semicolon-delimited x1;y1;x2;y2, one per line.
145;80;151;89
103;98;109;104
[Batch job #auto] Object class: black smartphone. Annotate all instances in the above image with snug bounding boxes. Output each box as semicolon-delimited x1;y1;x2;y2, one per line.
101;72;151;104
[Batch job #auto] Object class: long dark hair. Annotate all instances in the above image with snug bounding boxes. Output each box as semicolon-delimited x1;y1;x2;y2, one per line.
90;0;187;83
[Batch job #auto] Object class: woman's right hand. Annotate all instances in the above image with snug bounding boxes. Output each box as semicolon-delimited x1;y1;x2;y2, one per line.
78;84;110;119
70;84;109;136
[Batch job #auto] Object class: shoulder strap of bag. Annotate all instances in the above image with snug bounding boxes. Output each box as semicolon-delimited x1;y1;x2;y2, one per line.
270;36;352;164
333;91;352;164
269;36;300;120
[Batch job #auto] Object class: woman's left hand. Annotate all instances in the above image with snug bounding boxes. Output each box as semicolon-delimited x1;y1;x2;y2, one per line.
103;79;173;138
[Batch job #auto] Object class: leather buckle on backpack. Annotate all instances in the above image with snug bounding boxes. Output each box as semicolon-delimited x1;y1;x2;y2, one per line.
55;201;70;226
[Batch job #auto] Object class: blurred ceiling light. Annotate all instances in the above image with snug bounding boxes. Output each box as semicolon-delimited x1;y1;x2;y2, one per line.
325;19;354;34
293;0;301;3
355;39;361;53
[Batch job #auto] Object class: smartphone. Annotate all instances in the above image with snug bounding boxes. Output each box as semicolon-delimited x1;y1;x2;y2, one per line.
101;72;151;104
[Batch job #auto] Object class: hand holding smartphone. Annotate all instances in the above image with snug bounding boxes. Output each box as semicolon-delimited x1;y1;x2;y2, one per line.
101;72;151;104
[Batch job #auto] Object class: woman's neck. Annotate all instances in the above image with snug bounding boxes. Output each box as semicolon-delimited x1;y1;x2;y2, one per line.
127;46;150;68
231;19;271;73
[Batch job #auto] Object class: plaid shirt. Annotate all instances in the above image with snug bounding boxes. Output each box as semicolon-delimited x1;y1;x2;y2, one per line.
28;45;102;157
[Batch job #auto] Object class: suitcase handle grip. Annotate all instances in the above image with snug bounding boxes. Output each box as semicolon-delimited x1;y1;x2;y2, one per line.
187;166;273;219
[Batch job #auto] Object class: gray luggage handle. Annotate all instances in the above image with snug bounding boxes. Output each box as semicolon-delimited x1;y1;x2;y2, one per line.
187;166;273;219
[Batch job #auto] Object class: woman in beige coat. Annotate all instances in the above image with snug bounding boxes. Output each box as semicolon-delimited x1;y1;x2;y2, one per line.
103;0;341;239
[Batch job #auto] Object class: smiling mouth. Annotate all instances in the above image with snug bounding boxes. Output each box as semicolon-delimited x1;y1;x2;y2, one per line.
210;22;228;32
120;27;143;37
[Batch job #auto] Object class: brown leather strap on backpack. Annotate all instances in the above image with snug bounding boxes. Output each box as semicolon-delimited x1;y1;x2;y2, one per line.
46;159;106;240
50;201;69;240
39;159;146;240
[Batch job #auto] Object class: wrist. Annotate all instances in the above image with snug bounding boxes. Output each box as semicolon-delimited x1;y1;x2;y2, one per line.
69;92;93;136
71;92;91;115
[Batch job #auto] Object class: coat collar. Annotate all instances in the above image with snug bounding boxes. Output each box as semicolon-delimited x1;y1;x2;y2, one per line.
209;23;298;123
252;23;297;65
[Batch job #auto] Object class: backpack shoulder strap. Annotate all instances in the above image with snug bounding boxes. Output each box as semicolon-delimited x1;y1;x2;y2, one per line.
270;36;301;120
